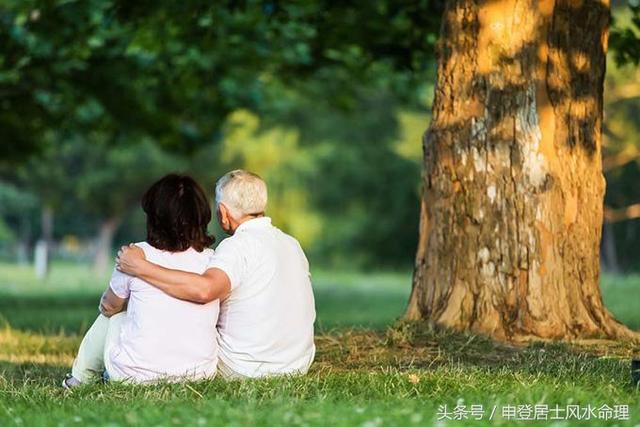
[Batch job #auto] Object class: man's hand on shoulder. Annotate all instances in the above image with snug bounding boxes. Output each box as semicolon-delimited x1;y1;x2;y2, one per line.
116;244;147;276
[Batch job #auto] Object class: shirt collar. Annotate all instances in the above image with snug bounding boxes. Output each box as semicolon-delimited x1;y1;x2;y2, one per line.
235;216;272;233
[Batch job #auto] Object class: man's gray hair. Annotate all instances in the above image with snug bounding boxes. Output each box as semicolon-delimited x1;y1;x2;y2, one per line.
215;170;268;219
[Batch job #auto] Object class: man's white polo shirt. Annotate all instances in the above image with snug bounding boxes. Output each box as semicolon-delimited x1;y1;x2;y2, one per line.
207;217;316;377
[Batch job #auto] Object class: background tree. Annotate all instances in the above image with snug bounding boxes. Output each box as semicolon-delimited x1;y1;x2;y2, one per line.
602;68;640;271
602;4;640;272
0;182;38;263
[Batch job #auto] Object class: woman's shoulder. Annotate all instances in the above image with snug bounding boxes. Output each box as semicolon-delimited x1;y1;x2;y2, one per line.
188;247;215;272
135;242;214;266
135;241;157;257
135;241;152;250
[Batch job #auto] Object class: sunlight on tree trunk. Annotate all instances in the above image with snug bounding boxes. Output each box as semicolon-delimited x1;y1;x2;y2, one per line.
406;0;638;341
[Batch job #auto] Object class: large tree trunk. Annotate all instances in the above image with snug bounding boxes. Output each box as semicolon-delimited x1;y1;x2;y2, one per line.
406;0;636;341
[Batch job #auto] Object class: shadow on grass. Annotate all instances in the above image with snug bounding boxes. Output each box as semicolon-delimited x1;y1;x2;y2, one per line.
314;323;640;393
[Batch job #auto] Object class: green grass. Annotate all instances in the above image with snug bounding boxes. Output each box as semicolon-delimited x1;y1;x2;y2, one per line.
0;262;639;426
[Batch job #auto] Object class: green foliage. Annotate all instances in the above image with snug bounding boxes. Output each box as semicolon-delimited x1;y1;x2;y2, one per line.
0;136;225;258
0;0;443;164
260;83;428;267
0;0;442;267
0;101;426;267
611;2;640;66
217;98;426;267
0;181;38;249
0;218;13;242
0;181;38;237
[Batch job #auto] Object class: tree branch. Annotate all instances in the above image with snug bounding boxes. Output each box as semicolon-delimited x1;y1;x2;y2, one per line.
603;150;640;172
602;124;640;171
604;204;640;223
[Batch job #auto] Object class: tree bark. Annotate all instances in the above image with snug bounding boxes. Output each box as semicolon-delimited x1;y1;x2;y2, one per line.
93;216;121;274
406;0;637;341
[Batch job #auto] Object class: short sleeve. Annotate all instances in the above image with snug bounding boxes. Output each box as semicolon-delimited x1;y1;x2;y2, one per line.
109;268;132;299
206;237;245;290
299;242;311;279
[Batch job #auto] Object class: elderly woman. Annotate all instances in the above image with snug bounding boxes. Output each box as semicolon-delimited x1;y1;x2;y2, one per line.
63;174;218;387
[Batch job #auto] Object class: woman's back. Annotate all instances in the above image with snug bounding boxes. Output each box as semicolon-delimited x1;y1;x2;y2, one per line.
106;242;218;383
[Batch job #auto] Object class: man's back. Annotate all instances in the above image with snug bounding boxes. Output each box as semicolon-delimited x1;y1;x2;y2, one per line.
208;217;316;377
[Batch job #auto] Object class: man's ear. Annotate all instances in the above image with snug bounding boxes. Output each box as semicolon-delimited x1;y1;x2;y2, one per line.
218;203;230;226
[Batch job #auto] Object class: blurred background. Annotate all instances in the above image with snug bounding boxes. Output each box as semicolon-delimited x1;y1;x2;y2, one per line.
0;1;638;332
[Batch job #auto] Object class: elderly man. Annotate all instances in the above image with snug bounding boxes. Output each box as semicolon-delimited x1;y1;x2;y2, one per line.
117;170;316;379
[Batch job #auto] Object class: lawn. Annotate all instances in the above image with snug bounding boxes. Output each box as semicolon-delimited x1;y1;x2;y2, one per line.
0;262;639;426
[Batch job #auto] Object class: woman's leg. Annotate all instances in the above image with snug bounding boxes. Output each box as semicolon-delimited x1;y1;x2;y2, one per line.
70;314;111;383
102;312;126;379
